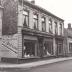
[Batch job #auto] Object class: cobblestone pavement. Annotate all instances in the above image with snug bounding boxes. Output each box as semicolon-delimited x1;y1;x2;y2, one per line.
0;60;72;72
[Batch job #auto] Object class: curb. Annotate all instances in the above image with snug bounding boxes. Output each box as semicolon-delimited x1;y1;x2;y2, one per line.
0;57;72;69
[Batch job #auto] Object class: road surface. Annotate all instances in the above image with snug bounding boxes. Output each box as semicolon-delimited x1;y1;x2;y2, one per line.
1;60;72;72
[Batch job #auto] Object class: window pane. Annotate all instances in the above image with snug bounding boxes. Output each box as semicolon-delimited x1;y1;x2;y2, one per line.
33;14;38;29
26;16;28;26
23;40;36;58
33;19;38;29
49;19;52;33
42;17;46;31
23;16;28;27
55;22;58;34
60;24;62;35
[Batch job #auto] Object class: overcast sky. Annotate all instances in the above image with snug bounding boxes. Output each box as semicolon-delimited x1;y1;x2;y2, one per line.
28;0;72;28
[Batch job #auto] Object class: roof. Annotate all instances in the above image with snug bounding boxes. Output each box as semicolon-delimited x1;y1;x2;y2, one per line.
19;0;64;22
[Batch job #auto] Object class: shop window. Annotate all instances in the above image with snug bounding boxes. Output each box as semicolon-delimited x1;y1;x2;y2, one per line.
69;43;72;52
33;14;38;30
23;40;36;58
49;19;52;33
60;23;62;35
43;41;53;56
55;22;58;34
41;17;46;32
23;10;29;27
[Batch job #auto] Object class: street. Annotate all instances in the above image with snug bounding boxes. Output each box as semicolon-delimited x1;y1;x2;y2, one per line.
0;60;72;72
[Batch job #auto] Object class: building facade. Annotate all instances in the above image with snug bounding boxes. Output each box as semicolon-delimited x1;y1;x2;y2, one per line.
64;24;72;56
0;0;64;62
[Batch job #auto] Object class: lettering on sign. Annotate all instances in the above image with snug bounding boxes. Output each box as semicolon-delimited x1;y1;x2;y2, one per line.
2;39;18;54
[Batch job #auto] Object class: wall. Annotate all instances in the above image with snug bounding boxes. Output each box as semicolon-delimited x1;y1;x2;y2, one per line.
1;34;18;58
2;0;18;35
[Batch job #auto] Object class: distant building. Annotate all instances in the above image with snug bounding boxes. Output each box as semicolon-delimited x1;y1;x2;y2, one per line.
0;0;64;63
64;23;72;56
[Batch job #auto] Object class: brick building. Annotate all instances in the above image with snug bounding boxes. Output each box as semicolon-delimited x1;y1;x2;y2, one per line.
0;0;64;62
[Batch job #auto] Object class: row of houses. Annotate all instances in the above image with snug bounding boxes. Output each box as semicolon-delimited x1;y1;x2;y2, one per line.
0;0;71;63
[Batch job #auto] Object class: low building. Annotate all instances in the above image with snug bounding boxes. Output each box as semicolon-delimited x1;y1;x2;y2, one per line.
64;24;72;56
0;0;64;62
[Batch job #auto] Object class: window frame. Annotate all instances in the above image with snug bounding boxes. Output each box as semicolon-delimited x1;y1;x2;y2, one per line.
33;13;38;30
41;16;46;32
55;22;58;35
49;19;52;33
60;23;62;35
23;10;29;28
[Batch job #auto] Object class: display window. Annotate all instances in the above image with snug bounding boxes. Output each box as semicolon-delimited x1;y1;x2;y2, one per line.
43;41;53;56
23;40;36;58
69;43;72;53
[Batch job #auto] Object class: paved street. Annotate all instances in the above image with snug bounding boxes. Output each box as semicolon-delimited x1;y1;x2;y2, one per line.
0;60;72;72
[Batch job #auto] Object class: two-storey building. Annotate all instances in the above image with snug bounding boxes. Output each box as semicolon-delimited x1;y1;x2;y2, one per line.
0;0;64;62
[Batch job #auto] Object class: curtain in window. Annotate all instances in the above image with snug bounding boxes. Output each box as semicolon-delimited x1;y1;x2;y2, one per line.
23;10;29;27
33;14;38;29
55;22;58;34
49;19;52;33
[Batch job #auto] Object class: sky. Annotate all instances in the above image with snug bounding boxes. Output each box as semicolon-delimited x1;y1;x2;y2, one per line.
28;0;72;28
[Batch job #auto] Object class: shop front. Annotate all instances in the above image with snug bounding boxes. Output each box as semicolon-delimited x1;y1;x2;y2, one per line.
55;38;63;56
22;35;38;58
22;29;54;58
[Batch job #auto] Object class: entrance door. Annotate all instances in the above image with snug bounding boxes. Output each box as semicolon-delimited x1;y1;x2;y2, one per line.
58;43;63;56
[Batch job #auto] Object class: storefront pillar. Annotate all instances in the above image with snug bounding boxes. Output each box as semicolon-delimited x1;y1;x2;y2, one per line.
35;41;38;57
53;38;56;56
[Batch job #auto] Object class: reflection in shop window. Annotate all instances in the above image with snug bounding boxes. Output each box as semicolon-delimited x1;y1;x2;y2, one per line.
69;43;72;52
43;41;53;56
23;40;35;58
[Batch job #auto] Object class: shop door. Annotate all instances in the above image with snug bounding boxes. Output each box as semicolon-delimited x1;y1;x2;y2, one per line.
58;43;63;55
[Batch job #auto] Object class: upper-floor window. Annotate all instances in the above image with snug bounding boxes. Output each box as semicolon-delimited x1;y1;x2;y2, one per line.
41;17;46;32
23;10;29;27
33;13;38;30
55;22;58;34
60;23;62;35
49;19;52;33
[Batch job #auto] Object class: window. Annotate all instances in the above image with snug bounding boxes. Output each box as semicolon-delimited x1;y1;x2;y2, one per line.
55;22;58;34
69;43;72;52
33;14;38;30
23;10;29;27
49;19;52;33
60;23;62;35
23;40;36;58
44;41;53;56
41;17;46;31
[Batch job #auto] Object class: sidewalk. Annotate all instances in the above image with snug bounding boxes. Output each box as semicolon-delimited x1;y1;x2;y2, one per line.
0;57;72;69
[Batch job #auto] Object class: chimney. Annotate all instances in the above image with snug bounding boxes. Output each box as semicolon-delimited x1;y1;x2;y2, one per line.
31;0;35;4
68;23;71;29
